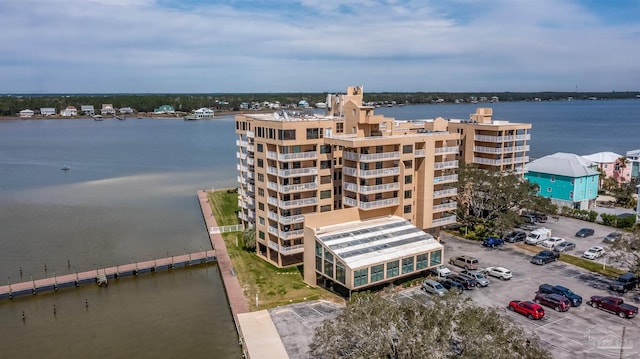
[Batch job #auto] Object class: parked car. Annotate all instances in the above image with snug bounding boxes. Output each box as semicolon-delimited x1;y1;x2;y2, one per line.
609;272;640;293
540;237;565;249
450;274;476;290
504;230;527;243
449;255;479;270
483;266;512;280
429;265;452;278
575;228;595;238
538;284;582;307
438;278;465;293
530;250;560;265
603;232;623;243
525;228;551;245
554;241;576;252
483;237;504;248
582;246;605;260
534;293;571;312
588;296;638;319
461;270;490;287
508;300;545;320
421;279;448;296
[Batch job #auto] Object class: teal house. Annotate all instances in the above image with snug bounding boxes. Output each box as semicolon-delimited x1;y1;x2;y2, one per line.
154;105;175;114
525;152;599;210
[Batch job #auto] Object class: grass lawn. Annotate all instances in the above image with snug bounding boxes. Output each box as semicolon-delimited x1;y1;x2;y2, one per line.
207;190;342;311
514;243;625;278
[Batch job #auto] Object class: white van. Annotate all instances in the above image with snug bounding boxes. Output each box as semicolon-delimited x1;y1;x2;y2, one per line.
525;228;551;245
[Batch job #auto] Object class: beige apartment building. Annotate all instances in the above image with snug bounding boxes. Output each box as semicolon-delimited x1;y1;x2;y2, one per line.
235;86;460;268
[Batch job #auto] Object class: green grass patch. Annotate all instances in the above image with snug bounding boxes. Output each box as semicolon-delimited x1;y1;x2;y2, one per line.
207;190;342;311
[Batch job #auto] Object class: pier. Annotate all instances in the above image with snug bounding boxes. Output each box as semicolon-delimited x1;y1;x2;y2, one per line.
0;250;216;300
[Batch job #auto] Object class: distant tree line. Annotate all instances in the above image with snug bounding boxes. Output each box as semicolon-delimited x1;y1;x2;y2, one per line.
0;91;637;117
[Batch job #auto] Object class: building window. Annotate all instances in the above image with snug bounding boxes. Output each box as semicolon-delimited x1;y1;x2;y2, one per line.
320;190;331;199
403;144;413;154
258;217;265;225
429;250;442;266
546;187;552;192
403;205;412;214
257;143;263;152
258;188;264;196
371;264;384;282
550;175;555;182
354;268;368;287
320;145;332;154
323;250;334;278
320;205;331;212
336;261;346;284
278;129;296;141
404;190;412;199
402;257;414;274
570;191;574;198
404;175;412;184
403;160;412;169
321;175;331;184
336;123;344;133
306;128;321;140
259;231;265;239
257;158;264;168
416;254;427;270
386;260;399;278
257;173;264;182
320;160;331;169
315;241;323;272
258;202;264;211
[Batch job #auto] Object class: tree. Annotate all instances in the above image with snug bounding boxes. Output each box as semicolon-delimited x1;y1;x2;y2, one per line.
242;225;256;251
606;226;640;272
309;291;552;359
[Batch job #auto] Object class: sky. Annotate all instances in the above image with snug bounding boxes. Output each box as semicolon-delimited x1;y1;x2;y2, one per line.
1;0;639;94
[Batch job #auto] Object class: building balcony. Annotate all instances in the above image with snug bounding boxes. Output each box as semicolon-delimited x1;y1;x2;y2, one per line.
473;156;530;166
433;215;457;226
267;151;277;160
280;229;304;240
343;166;400;178
343;197;357;207
237;163;248;172
434;160;459;170
435;146;459;155
474;145;529;154
268;196;318;209
475;134;531;143
433;188;458;198
247;157;254;166
236;151;247;160
360;182;400;194
268;211;305;225
236;139;248;147
268;226;279;236
267;166;318;177
246;130;254;138
433;202;457;213
343;151;400;162
267;241;305;255
237;175;247;185
358;197;400;210
278;151;318;161
414;149;426;157
247;144;254;152
433;174;458;184
267;181;318;193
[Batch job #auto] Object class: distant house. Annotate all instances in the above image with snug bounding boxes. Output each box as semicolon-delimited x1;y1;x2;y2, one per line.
239;102;249;110
119;107;134;114
101;104;115;115
154;105;175;114
582;151;632;184
525;152;599;210
626;149;640;181
193;108;214;119
19;109;34;117
61;106;78;117
80;105;95;116
40;108;56;116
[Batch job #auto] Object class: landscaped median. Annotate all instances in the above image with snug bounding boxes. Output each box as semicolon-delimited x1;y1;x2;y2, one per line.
206;190;342;310
514;243;626;278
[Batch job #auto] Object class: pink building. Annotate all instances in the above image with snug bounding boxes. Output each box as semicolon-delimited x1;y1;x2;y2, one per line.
582;151;632;184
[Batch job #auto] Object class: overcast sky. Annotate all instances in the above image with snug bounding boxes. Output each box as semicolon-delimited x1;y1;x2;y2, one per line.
1;0;639;93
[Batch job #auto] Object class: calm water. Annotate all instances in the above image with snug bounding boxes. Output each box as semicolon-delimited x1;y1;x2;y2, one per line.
0;117;241;358
0;100;638;357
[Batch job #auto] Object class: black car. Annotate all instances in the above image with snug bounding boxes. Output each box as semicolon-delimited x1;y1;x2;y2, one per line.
438;278;465;293
609;272;640;293
504;230;527;243
530;250;560;265
450;274;476;290
538;284;582;307
575;228;595;238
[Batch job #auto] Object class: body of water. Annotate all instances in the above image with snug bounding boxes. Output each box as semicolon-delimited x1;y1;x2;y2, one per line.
0;99;638;357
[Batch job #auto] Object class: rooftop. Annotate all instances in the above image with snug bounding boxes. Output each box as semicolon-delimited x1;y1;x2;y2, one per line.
526;152;599;177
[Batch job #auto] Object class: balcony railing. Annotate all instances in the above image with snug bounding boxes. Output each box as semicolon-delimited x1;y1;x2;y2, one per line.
343;197;357;207
269;197;318;209
358;197;400;210
358;167;400;178
280;244;305;255
279;214;305;225
343;182;357;192
266;151;277;160
360;182;400;194
268;166;318;177
435;146;459;155
237;163;248;172
474;145;530;154
268;181;318;193
278;151;318;161
433;202;457;212
236;139;248;147
247;157;255;166
247;144;254;152
434;160;459;170
343;167;357;177
343;151;400;162
433;174;458;184
475;134;531;142
473;156;529;166
414;149;426;157
246;130;254;138
236;151;247;159
433;188;458;198
280;229;304;240
268;226;279;236
432;215;457;226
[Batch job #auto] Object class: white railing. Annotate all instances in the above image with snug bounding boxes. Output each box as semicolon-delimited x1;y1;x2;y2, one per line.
343;167;357;176
268;226;279;236
246;130;254;138
433;188;458;198
475;134;531;142
359;167;400;178
474;145;530;154
342;151;400;162
433;202;457;212
209;224;244;234
359;197;400;210
433;174;458;184
247;157;254;166
267;151;277;160
247;144;254;152
343;197;357;207
278;167;318;177
278;151;318;161
267;166;278;176
359;182;400;194
343;152;358;161
237;175;247;185
343;182;357;192
247;184;254;192
237;163;248;172
281;229;304;240
432;215;457;226
280;244;305;255
414;149;426;157
279;182;318;193
435;146;459;154
267;241;279;251
434;160;458;169
267;181;278;191
268;211;279;222
279;197;318;209
279;214;305;225
267;196;279;206
236;139;248;147
473;156;529;166
247;172;254;179
236;152;247;159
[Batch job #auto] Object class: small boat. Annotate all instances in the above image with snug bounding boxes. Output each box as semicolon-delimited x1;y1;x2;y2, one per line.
61;165;70;171
93;115;103;121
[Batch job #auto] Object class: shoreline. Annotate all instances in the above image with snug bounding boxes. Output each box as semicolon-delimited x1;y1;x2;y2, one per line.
0;111;247;121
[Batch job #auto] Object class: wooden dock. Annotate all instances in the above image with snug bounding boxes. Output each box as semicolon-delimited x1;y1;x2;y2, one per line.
0;250;216;300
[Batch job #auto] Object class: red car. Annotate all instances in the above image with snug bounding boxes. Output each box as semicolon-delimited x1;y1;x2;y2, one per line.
534;293;571;312
508;300;545;320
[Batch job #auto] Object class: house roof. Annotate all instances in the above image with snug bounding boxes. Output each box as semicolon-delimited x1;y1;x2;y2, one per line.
525;152;598;178
582;151;622;164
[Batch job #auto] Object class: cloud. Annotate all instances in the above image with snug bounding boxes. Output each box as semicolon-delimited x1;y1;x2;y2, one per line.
0;0;638;92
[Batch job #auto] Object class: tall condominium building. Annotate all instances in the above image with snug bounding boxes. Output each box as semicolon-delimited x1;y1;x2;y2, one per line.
444;108;532;174
235;86;460;268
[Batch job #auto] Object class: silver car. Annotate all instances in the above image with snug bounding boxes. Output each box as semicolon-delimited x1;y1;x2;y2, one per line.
421;279;448;296
461;270;490;287
554;241;576;252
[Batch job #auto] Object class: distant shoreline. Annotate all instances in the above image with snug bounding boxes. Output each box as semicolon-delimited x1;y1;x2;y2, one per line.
0;110;256;121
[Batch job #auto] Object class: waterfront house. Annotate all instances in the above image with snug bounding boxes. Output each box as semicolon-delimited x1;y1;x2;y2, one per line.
101;104;115;115
40;108;56;116
80;105;95;116
154;105;175;114
193;108;214;118
626;149;640;181
61;106;78;117
525;152;599;210
119;107;134;114
582;151;632;184
19;109;34;117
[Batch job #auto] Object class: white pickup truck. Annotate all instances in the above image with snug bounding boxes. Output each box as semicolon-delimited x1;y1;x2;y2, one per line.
525;228;551;245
